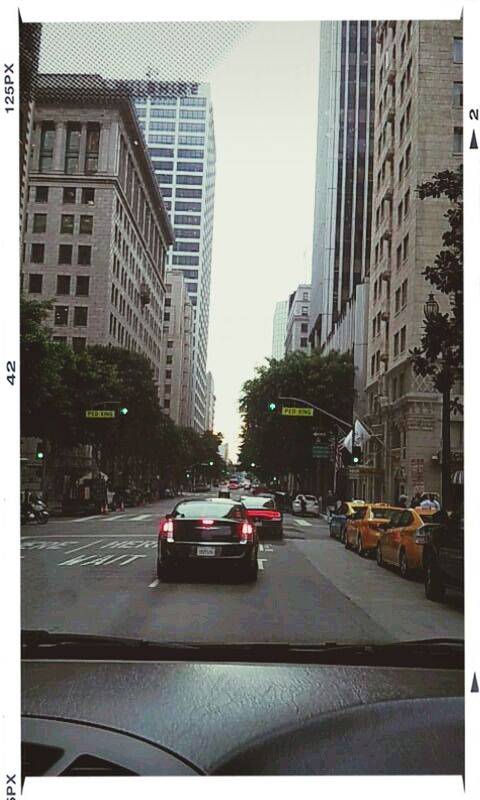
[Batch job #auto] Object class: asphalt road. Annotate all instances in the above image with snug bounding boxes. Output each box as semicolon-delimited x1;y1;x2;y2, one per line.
21;493;463;645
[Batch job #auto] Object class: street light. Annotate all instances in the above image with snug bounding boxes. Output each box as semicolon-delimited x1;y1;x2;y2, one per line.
423;292;450;509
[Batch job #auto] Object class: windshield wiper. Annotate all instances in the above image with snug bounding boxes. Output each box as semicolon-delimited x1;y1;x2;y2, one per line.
21;631;463;668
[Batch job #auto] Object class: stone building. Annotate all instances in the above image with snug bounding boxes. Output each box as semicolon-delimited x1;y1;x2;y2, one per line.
285;285;311;354
159;270;193;427
363;20;463;503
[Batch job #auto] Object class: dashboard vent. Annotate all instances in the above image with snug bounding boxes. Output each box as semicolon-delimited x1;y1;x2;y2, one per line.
22;743;64;776
61;755;137;776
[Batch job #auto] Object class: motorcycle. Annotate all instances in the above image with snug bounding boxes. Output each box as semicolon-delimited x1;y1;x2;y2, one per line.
21;500;49;525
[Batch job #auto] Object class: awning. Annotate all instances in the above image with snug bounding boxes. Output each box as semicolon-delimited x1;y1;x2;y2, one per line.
452;470;463;485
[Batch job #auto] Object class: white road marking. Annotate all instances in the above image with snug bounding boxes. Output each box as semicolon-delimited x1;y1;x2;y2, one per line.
21;540;79;551
258;558;266;570
294;518;312;527
100;515;129;523
148;579;160;588
72;515;101;523
264;544;274;552
21;533;156;539
58;552;148;567
65;539;104;554
128;513;154;521
259;543;264;552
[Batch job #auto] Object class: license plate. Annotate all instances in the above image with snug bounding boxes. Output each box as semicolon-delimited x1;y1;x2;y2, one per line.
196;546;217;557
255;520;263;527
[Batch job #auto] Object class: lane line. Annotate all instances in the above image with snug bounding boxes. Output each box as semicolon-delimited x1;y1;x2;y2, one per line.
294;519;312;527
148;579;160;588
128;513;154;521
65;539;104;554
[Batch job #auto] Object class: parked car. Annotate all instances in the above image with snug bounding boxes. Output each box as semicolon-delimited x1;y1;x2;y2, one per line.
157;498;258;582
194;484;210;493
422;512;464;602
228;479;240;490
240;495;283;539
292;494;320;517
376;507;438;578
344;504;401;557
329;501;367;542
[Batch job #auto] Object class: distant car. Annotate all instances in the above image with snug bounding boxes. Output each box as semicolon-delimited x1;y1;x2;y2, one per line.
228;479;240;490
194;484;210;493
344;504;401;557
292;494;320;517
157;498;258;582
240;495;283;539
329;501;367;542
376;507;439;578
422;512;464;602
164;488;175;499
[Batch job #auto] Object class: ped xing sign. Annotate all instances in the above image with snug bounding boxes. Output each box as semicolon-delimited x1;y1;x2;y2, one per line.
85;409;116;419
281;406;314;417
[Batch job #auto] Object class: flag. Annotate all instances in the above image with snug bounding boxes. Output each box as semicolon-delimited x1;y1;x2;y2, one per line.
342;418;371;453
335;437;345;470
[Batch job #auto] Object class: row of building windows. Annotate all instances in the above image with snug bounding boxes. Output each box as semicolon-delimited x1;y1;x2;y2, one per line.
158;173;203;185
27;273;90;296
174;214;200;225
32;185;95;205
397;188;410;226
52;336;86;352
174;227;201;239
38;121;100;175
396;233;409;269
28;243;92;265
29;213;94;235
393;326;407;357
394;279;408;313
54;305;89;327
149;147;204;159
171;255;199;266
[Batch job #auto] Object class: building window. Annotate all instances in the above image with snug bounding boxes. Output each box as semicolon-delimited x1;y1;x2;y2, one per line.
166;369;172;379
301;322;308;333
39;122;55;172
401;279;408;307
395;287;401;313
397;201;403;226
149;134;175;144
56;275;71;295
33;213;47;233
72;337;86;352
405;144;411;171
300;337;308;347
396;244;402;270
58;244;73;264
394;332;399;356
60;214;75;234
164;384;171;394
453;127;463;153
65;123;82;174
179;110;206;120
400;326;406;352
164;399;171;409
28;274;43;293
81;187;95;205
52;336;67;344
177;149;204;159
402;233;409;261
85;123;100;173
167;340;173;348
164;313;170;322
80;215;93;234
166;355;173;365
78;245;92;265
74;307;88;326
35;186;49;202
453;37;463;63
31;243;45;263
404;189;410;216
76;276;90;296
54;305;69;326
398;157;404;182
150;108;176;118
371;354;375;376
301;306;308;314
63;187;76;204
453;82;463;108
177;162;203;172
406;100;411;129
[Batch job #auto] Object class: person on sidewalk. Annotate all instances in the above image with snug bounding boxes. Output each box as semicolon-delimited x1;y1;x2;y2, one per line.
300;494;307;516
326;490;336;520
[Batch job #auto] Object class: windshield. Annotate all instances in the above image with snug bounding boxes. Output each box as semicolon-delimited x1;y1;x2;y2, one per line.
20;17;463;663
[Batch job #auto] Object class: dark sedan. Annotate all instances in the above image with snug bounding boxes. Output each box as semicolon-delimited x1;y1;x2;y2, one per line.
240;495;283;539
422;512;464;602
157;498;259;582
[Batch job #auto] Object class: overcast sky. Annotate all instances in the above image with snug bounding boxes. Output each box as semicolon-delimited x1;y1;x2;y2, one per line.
39;21;320;459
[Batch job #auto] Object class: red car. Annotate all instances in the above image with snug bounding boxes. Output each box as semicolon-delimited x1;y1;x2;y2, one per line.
228;479;240;490
240;495;283;539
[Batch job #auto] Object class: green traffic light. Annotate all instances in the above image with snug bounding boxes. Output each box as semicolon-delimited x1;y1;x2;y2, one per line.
36;451;44;460
268;402;276;411
209;461;214;466
119;406;128;415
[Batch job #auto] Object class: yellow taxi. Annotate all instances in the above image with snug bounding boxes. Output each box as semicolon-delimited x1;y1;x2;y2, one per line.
344;503;402;558
329;501;367;542
376;506;439;578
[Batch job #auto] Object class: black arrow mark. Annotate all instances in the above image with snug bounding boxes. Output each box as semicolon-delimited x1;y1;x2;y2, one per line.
471;672;479;692
470;130;478;149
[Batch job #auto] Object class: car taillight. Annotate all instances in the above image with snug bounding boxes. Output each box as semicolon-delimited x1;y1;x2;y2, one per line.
238;521;254;541
159;518;173;539
201;518;214;526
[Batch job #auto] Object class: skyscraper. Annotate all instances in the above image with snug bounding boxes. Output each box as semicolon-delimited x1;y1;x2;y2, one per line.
309;21;376;355
271;300;288;360
131;82;216;432
285;285;311;354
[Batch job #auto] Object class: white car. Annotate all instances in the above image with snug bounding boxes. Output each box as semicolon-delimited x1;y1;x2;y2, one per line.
292;494;320;517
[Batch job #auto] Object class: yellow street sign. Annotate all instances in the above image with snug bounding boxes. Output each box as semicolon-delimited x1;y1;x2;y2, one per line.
85;409;116;419
281;406;314;417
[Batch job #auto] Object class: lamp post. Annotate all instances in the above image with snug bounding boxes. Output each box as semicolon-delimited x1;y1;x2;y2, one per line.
423;293;451;510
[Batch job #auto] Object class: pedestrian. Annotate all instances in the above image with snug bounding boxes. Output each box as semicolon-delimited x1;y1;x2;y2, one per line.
398;494;408;508
300;494;307;516
419;492;436;509
326;490;336;520
430;493;441;511
410;492;422;508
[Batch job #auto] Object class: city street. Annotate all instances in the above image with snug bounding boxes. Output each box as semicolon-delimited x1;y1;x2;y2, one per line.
21;493;463;645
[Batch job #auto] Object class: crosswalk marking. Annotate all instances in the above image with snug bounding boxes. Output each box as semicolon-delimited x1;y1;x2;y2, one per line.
72;515;100;523
294;518;312;527
100;515;128;523
128;513;154;521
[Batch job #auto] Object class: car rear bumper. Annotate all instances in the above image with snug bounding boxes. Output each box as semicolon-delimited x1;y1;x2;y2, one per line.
159;541;256;563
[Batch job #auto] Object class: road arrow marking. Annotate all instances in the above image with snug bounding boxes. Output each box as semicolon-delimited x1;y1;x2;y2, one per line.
471;673;479;692
470;130;478;149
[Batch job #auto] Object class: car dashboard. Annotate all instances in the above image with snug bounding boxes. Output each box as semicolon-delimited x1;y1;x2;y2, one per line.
22;657;464;777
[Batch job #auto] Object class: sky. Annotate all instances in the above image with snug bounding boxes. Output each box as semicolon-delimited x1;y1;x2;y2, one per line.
38;20;321;459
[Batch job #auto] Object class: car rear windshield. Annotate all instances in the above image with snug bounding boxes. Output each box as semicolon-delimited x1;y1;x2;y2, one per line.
241;497;275;509
370;507;397;520
173;502;243;519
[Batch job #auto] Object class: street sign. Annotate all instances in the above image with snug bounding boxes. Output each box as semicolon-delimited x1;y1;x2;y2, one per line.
346;467;360;479
281;406;314;417
85;409;116;419
312;445;330;459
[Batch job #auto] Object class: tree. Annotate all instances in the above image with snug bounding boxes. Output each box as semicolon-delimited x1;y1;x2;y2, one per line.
238;350;353;484
410;165;463;408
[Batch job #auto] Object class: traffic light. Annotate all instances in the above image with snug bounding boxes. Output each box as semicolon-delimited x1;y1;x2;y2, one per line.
119;406;128;415
35;441;45;460
268;402;276;411
352;445;363;465
208;461;214;466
